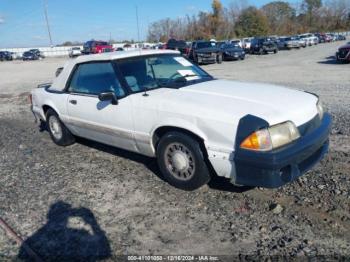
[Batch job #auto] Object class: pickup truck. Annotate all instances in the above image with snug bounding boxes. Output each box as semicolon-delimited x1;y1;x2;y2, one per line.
30;50;331;190
82;40;114;54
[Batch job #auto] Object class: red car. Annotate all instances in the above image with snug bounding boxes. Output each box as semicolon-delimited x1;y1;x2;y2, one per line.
82;40;114;54
336;43;350;63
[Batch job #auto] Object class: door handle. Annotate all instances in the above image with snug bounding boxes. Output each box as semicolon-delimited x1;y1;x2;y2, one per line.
69;100;77;105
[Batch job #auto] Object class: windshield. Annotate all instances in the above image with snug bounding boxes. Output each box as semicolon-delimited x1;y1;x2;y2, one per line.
116;54;213;92
196;42;215;49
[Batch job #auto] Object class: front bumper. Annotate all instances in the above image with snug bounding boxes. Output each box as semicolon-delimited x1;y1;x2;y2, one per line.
336;50;350;61
233;113;331;188
224;53;245;60
197;56;216;64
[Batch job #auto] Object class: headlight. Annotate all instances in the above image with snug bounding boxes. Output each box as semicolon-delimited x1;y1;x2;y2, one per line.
240;121;300;151
317;100;324;120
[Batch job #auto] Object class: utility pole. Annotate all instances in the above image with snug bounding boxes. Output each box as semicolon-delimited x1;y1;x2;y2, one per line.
43;0;53;47
135;5;141;47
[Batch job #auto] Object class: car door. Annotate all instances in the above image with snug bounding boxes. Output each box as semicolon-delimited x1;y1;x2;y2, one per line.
65;61;137;152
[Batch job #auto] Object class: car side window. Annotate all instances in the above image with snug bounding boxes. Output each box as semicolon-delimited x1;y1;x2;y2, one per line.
68;62;125;97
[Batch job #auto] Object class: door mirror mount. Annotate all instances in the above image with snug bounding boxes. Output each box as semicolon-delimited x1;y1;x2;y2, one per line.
98;92;118;105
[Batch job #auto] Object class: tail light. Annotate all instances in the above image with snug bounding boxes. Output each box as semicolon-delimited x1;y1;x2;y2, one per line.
185;47;190;55
28;94;33;105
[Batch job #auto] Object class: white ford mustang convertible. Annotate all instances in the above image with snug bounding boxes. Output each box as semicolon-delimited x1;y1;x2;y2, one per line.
30;50;331;190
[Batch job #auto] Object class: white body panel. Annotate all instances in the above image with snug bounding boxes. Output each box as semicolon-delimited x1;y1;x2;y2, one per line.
31;50;319;181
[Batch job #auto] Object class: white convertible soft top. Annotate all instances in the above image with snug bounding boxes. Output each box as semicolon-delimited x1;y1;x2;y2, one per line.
49;49;180;92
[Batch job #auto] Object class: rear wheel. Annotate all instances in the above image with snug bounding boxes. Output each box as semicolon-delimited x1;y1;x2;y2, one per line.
156;132;211;191
46;109;75;146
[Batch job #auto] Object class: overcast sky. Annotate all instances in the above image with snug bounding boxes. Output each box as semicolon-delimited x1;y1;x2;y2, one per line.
0;0;297;48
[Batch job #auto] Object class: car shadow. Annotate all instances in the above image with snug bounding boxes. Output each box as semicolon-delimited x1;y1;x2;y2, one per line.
77;137;253;193
18;201;111;262
207;175;254;193
318;55;345;65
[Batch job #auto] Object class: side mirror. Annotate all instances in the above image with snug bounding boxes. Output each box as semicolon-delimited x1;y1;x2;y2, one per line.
98;92;118;105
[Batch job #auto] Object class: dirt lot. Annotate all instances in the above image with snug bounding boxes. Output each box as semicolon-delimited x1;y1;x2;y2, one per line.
0;42;349;260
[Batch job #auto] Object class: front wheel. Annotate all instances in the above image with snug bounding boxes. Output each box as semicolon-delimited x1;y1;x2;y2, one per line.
156;132;211;191
46;109;75;146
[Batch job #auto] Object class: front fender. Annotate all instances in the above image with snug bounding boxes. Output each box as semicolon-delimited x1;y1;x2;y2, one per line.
150;118;209;153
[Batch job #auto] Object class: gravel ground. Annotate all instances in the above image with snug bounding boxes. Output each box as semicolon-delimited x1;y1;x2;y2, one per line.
0;41;349;260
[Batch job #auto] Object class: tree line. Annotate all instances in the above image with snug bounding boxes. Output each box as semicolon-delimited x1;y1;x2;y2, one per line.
147;0;350;42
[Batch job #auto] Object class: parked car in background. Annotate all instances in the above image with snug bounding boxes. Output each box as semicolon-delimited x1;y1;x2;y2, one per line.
250;37;278;55
293;36;307;48
242;38;252;50
22;51;39;61
0;52;5;61
82;40;114;54
166;39;190;56
299;34;318;46
29;49;45;59
336;34;346;41
0;51;13;61
30;50;331;190
276;37;287;50
188;41;223;64
69;47;82;58
230;39;243;48
284;37;302;49
218;42;245;61
336;43;350;63
326;34;334;42
315;33;327;43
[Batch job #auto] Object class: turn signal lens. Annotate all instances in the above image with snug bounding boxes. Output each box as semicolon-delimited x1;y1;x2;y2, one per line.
240;121;300;151
240;129;272;151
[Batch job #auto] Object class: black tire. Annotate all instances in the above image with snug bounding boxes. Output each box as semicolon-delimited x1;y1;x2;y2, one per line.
46;109;75;146
274;49;278;54
217;53;223;64
156;131;211;191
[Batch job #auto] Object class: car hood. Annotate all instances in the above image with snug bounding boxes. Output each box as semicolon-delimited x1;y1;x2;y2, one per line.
151;80;318;127
339;44;350;50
